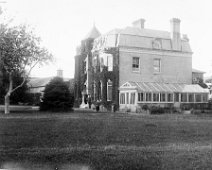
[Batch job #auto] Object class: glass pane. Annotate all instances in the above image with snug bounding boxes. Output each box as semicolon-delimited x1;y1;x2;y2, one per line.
181;93;187;102
167;93;173;102
132;57;139;70
126;93;129;104
153;93;159;102
130;93;135;104
146;93;152;102
107;55;113;71
120;93;125;104
188;94;194;102
195;94;201;102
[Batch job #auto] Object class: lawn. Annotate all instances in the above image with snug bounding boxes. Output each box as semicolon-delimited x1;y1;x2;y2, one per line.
1;111;212;169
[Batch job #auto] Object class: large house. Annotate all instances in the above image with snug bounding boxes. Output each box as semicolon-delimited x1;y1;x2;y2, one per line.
74;18;208;111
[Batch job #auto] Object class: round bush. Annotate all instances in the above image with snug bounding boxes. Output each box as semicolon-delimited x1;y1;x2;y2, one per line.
40;77;74;112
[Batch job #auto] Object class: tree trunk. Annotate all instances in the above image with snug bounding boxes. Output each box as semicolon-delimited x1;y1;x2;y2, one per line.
4;72;13;114
4;94;10;114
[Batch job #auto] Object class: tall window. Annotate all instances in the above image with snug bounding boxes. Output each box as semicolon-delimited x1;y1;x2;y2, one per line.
153;93;159;102
107;55;113;71
100;54;113;72
138;93;144;102
107;80;112;101
132;57;140;71
188;94;194;102
174;93;180;102
146;93;152;102
160;93;166;102
130;93;135;104
126;93;129;104
120;93;125;104
181;93;187;102
153;59;161;73
167;93;173;102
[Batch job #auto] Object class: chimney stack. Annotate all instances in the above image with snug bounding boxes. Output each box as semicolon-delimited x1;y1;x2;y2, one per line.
57;69;63;78
170;18;181;51
132;18;145;29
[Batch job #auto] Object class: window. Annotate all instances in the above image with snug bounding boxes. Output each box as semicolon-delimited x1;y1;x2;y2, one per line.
99;53;113;72
188;94;194;102
153;93;159;102
107;55;113;71
203;94;208;102
195;94;201;102
107;80;112;101
181;93;187;102
153;59;161;73
93;81;96;101
174;93;180;102
132;57;140;71
160;93;166;102
146;93;152;102
138;93;144;102
167;93;173;102
120;93;125;104
126;93;129;104
130;93;135;104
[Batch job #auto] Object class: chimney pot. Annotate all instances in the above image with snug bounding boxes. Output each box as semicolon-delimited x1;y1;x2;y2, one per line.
132;18;145;29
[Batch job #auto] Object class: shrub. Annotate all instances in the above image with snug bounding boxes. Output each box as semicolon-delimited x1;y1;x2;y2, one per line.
142;104;149;111
40;77;74;112
150;106;165;114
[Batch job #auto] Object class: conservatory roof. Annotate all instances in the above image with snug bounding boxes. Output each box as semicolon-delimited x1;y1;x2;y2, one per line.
120;82;209;93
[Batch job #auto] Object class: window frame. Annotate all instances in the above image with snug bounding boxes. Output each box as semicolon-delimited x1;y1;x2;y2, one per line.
153;58;161;74
132;57;140;72
120;93;125;104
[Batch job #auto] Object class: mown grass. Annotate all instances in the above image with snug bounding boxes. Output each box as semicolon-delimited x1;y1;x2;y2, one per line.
1;112;212;169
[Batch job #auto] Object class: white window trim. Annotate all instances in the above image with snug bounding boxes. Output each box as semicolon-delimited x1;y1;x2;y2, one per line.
153;58;161;74
132;56;140;73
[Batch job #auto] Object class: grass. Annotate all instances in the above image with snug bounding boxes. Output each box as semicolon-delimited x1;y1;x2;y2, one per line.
1;111;212;169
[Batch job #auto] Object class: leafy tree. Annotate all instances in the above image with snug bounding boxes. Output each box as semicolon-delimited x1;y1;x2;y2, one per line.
40;77;74;112
0;23;53;114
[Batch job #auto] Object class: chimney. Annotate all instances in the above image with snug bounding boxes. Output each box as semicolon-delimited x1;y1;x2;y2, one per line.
170;18;181;51
132;18;145;29
57;69;63;78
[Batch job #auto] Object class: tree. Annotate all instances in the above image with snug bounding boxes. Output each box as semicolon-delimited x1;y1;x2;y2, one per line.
40;77;74;112
0;70;29;105
0;24;53;114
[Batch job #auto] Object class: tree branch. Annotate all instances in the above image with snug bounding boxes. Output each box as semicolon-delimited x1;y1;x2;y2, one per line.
11;59;40;93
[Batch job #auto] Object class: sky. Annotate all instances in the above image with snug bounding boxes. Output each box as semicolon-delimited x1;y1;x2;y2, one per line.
1;0;212;78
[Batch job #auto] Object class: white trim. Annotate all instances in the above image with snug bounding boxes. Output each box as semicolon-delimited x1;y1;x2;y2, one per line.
132;56;140;73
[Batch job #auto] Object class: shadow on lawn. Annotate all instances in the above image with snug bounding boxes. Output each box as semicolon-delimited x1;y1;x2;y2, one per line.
0;150;162;170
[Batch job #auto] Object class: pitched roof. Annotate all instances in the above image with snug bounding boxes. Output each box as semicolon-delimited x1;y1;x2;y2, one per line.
84;25;101;40
28;77;72;88
120;81;209;93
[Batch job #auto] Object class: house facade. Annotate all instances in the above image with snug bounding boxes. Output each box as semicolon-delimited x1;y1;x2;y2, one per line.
74;18;209;111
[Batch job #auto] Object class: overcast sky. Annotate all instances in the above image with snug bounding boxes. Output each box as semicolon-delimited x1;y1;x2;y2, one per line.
2;0;212;78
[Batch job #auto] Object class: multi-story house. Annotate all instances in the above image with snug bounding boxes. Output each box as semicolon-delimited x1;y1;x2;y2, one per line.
75;18;209;111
